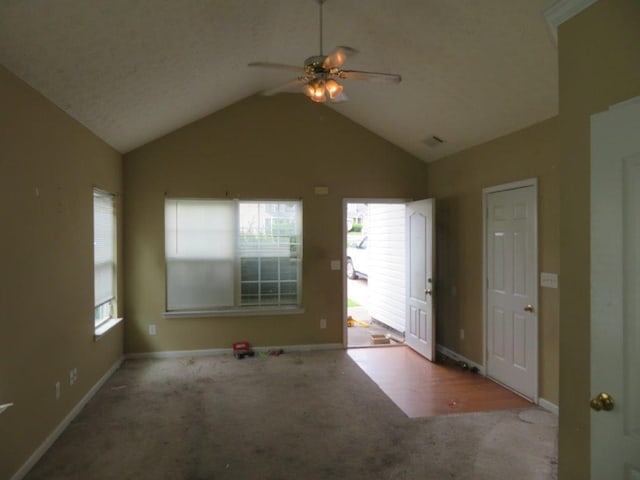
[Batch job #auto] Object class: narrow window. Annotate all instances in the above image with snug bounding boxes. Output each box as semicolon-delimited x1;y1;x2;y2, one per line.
93;189;116;327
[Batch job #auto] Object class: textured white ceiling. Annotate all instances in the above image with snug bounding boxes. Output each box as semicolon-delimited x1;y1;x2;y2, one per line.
0;0;558;161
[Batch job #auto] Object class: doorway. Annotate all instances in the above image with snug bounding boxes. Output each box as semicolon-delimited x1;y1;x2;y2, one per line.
345;201;406;347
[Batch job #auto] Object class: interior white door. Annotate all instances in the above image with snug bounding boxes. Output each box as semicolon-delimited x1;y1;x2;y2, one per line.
486;185;537;400
405;199;435;361
590;98;640;479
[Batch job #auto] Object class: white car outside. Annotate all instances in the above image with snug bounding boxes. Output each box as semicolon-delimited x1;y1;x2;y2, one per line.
346;236;368;279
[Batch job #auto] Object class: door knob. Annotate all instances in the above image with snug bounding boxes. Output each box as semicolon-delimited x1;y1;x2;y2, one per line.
425;289;432;296
590;392;615;412
524;304;534;313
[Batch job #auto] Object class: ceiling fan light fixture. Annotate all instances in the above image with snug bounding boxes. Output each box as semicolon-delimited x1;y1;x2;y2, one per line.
325;78;343;99
305;78;327;103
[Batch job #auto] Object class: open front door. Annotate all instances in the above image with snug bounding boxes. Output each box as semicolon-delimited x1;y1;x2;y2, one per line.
591;98;640;479
405;199;435;361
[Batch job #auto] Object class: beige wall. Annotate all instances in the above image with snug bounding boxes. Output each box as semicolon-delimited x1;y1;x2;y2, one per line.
558;1;640;478
427;116;560;404
122;94;429;354
0;66;123;479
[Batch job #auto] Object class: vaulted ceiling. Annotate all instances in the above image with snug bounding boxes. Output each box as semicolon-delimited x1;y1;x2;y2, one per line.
0;0;558;161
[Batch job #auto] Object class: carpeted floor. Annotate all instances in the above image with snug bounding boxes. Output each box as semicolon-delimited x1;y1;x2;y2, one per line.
24;349;558;480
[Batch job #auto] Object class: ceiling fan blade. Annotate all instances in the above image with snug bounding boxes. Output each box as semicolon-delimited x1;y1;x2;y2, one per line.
261;78;308;96
323;46;358;69
248;62;305;73
338;70;402;83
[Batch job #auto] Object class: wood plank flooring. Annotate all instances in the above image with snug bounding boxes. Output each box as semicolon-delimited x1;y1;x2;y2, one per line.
347;346;533;418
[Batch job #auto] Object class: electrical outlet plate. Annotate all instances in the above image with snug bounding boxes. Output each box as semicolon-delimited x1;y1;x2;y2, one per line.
320;318;327;329
149;324;157;335
540;272;558;288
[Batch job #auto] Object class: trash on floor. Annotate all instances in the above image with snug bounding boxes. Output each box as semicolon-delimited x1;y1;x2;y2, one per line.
232;341;255;359
348;315;370;328
370;333;391;345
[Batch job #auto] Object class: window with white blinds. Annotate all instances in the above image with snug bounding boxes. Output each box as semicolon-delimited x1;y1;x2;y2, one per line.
165;199;302;313
93;189;116;326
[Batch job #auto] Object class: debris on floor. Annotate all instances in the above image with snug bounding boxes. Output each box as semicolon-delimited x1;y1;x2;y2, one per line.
370;333;391;345
232;341;255;359
347;315;370;328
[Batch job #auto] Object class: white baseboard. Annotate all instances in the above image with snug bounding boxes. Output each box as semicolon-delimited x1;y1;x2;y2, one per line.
538;397;559;415
125;343;344;359
11;356;124;480
436;344;485;375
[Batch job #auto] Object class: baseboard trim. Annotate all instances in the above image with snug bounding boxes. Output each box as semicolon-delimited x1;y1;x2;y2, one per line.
538;397;559;415
11;356;125;480
125;343;344;359
436;344;485;375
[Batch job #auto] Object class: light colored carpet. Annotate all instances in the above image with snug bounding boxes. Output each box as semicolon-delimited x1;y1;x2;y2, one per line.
24;350;558;480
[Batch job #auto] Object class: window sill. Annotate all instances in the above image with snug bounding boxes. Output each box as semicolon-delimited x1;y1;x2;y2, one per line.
94;317;123;340
163;307;305;319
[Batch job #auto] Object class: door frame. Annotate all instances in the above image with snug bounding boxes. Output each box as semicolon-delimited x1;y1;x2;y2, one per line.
482;178;539;402
342;198;408;347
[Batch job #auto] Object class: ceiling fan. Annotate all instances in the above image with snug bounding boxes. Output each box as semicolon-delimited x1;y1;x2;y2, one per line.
248;0;402;104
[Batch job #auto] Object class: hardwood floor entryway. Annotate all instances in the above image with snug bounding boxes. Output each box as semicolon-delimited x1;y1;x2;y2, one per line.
348;346;533;418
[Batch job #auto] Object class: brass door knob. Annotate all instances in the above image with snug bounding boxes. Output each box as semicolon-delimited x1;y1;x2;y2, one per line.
590;392;614;412
524;304;535;313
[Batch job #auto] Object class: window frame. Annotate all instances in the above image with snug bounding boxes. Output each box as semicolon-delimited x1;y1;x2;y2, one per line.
163;198;304;317
93;188;121;335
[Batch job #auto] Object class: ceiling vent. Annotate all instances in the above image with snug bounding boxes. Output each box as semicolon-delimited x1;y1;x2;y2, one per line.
423;135;445;148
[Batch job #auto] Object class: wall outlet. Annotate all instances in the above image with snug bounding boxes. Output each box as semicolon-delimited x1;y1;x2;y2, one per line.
330;260;341;271
460;328;465;340
68;368;78;385
540;272;558;289
320;318;327;329
69;370;74;386
55;381;60;400
148;324;157;335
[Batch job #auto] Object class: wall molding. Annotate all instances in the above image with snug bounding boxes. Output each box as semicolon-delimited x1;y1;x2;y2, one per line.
126;343;344;359
543;0;599;44
436;344;485;375
538;397;559;415
11;357;125;480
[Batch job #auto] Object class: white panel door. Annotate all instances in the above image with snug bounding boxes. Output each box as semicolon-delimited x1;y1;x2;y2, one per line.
486;185;537;400
591;98;640;479
405;199;435;361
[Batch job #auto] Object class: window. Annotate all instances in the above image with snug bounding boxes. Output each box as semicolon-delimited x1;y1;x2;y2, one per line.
165;199;302;313
93;189;116;328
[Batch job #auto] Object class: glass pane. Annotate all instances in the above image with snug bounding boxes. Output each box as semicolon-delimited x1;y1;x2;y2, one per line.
241;258;259;281
260;258;278;281
279;258;298;281
260;282;279;296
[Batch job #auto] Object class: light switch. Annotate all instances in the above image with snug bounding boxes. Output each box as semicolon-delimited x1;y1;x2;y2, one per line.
541;272;558;289
330;260;341;271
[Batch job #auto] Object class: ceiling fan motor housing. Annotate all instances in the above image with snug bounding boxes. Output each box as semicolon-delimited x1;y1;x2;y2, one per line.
304;55;328;76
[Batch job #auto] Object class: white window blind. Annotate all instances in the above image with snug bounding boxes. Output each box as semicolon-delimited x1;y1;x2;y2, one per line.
93;190;115;322
165;199;302;312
